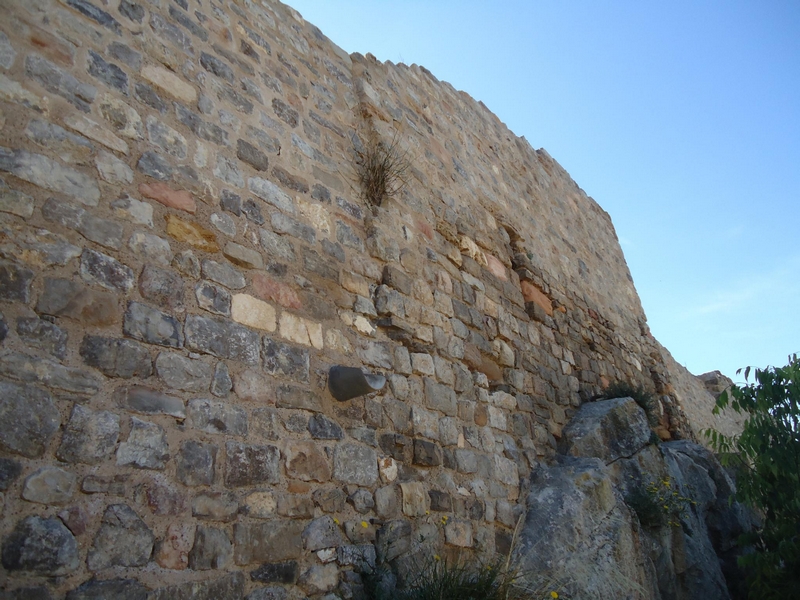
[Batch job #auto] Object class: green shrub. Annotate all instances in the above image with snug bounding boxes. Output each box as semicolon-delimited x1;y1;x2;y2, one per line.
704;354;800;599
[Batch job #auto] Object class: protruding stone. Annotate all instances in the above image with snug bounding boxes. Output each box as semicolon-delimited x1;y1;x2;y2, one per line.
139;265;184;310
87;504;154;571
202;259;246;289
16;317;67;359
308;414;344;440
141;64;197;103
196;281;232;316
0;260;34;302
0;145;99;204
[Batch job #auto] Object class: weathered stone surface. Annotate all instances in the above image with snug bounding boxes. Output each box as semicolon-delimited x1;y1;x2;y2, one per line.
348;489;375;514
116;417;169;470
299;563;339;594
0;186;34;218
185;314;261;364
278;312;323;348
0;31;16;70
308;414;344;440
259;227;295;262
211;212;237;237
232;293;276;331
0;260;34;302
272;212;315;243
141;64;196;103
123;385;185;418
42;197;124;249
424;378;458;416
64;0;122;33
234;520;303;564
400;482;428;517
211;362;232;397
96;150;134;184
237;139;269;171
0;458;22;491
64;113;128;154
66;578;148;600
251;407;281;441
21;466;76;505
138;265;184;310
155;522;194;570
242;491;277;519
124;301;183;348
148;572;245;600
156;352;212;391
81;248;134;291
0;145;99;203
276;384;321;411
444;520;473;547
196;280;232;316
202;259;246;289
0;72;48;113
0;352;99;395
225;241;264;269
560;398;651;464
188;399;247;436
285;441;331;482
128;231;174;267
272;98;298;127
214;155;244;187
37;278;118;326
1;516;79;575
263;337;310;382
166;214;219;252
0;225;82;268
413;439;442;467
24;118;93;164
80;336;152;378
100;94;144;138
189;525;233;570
87;504;153;571
57;404;120;464
176;440;217;487
333;444;378;485
192;491;238;522
251;561;298;584
225;441;280;487
249;177;294;213
252;273;302;309
16;317;68;359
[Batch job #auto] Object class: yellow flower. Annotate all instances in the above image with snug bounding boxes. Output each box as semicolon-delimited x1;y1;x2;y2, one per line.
333;518;340;524
434;554;441;561
361;521;369;528
550;592;559;599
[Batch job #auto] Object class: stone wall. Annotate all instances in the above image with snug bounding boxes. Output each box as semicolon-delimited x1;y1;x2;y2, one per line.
0;0;738;597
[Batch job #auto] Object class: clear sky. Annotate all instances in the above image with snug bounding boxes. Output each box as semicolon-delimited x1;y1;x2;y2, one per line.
288;0;800;381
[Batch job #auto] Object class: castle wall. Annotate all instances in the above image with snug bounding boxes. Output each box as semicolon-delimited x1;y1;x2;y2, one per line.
0;0;737;596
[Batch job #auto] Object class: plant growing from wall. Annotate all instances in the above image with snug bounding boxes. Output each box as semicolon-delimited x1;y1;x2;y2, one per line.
625;476;695;529
352;127;411;207
704;354;800;599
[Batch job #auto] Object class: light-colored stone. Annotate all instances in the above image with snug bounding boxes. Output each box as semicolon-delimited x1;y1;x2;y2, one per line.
232;293;276;332
141;64;197;103
96;150;133;183
22;466;77;504
243;491;277;518
279;312;323;349
64;114;129;154
155;523;194;570
0;73;48;113
378;456;397;483
400;482;428;517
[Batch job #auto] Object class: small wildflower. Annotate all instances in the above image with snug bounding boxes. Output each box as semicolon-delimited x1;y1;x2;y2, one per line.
333;518;339;524
434;554;441;561
550;592;559;599
361;520;368;528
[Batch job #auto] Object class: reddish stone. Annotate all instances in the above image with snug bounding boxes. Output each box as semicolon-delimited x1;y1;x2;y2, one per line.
478;356;503;382
139;182;196;214
156;523;194;570
27;20;75;65
252;273;302;310
520;281;553;316
288;481;311;493
485;255;507;281
414;218;434;241
58;506;88;536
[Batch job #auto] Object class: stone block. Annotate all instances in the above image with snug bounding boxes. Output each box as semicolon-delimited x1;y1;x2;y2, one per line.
308;414;344;440
444;520;473;548
57;404;120;464
149;573;244;600
116;417;169;470
234;520;303;564
156;352;211;391
251;561;299;584
202;259;246;289
285;441;331;482
124;302;183;348
413;439;442;467
188;399;247;436
276;384;321;411
232;294;276;331
79;336;152;378
22;466;77;505
189;525;233;570
176;440;216;486
185;314;261;364
0;260;34;302
141;64;196;102
1;516;79;575
400;482;428;517
16;317;67;359
225;441;280;487
252;273;302;309
0;352;101;396
166;214;219;252
81;248;134;291
302;515;345;551
87;504;154;571
333;444;377;485
196;281;232;316
0;381;60;458
66;578;149;599
192;491;238;522
0;145;99;203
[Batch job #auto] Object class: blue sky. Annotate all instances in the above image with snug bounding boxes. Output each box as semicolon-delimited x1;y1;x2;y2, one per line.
288;0;800;380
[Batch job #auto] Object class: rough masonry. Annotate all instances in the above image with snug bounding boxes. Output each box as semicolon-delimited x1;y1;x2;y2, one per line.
0;0;742;597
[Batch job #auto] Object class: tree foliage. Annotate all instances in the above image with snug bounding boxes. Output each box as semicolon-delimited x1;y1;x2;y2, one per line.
704;354;800;598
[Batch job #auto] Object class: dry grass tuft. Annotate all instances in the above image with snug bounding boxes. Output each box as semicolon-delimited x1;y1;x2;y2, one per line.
353;128;411;207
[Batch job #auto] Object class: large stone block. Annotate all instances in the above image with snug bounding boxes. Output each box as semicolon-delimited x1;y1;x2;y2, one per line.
1;516;79;575
185;314;261;364
234;521;304;565
57;404;119;464
124;302;183;348
225;441;280;487
0;381;61;458
333;444;378;486
155;352;212;391
176;440;217;486
87;504;154;571
188;399;247;436
116;417;169;470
